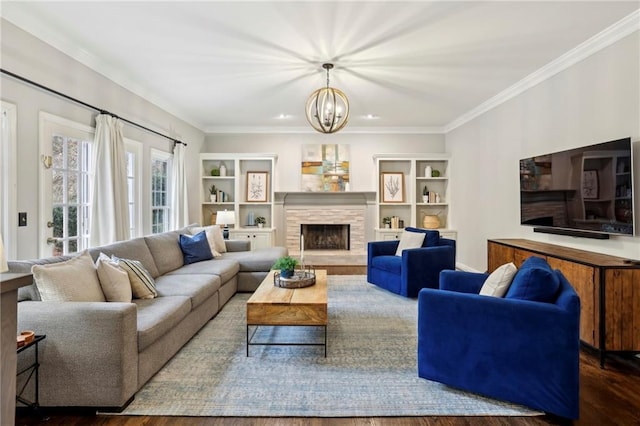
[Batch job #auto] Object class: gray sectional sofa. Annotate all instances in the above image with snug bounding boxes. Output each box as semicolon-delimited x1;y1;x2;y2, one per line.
10;226;287;410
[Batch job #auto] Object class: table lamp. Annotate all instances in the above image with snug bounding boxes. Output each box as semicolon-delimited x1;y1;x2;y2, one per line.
0;232;8;273
216;210;236;239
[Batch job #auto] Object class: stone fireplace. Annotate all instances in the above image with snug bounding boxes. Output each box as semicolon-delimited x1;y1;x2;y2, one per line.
276;191;374;255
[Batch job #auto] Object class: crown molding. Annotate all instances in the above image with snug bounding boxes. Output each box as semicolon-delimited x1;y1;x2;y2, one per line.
203;125;446;134
444;9;640;133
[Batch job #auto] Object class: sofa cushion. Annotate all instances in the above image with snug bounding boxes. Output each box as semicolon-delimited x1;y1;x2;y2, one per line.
32;251;106;302
371;255;402;274
179;231;213;265
89;237;160;278
190;225;226;253
11;256;73;301
221;247;287;272
113;256;158;299
479;262;517;298
154;274;221;309
189;225;225;256
395;229;426;256
144;230;184;275
95;253;132;302
165;258;240;284
134;296;191;351
506;256;560;303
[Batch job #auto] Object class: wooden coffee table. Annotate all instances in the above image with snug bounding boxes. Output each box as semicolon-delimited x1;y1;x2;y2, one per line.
246;269;328;356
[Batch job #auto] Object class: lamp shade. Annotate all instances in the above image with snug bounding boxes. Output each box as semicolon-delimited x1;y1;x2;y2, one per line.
0;232;8;273
216;210;236;226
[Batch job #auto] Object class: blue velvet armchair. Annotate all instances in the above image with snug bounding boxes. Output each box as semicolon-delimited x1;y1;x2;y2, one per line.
367;228;456;298
417;261;580;419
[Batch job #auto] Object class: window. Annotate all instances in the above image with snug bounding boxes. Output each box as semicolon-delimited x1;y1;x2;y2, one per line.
125;139;142;238
151;149;172;234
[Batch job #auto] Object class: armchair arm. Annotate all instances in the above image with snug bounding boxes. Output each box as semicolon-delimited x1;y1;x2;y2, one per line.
17;301;138;408
401;245;455;297
439;270;487;294
367;240;399;258
418;289;580;418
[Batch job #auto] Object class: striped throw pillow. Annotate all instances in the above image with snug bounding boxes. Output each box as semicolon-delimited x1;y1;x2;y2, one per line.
112;256;157;299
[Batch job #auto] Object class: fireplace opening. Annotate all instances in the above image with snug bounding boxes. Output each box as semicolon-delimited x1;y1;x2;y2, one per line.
301;224;350;250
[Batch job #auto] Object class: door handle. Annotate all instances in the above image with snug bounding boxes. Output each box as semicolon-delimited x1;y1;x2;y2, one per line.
46;237;59;245
47;221;54;228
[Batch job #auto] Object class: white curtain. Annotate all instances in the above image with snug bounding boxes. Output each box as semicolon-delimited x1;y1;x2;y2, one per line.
89;114;130;246
170;142;189;229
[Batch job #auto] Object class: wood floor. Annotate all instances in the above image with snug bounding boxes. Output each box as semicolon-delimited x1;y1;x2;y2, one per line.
15;348;640;426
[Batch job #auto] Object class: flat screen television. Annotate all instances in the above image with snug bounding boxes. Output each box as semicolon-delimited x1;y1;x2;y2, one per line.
520;137;634;238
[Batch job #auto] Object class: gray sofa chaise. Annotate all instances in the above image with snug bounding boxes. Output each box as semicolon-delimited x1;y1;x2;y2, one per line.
10;226;287;410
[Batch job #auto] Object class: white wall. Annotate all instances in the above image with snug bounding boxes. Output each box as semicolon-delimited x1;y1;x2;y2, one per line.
1;20;206;259
203;133;445;192
446;32;640;271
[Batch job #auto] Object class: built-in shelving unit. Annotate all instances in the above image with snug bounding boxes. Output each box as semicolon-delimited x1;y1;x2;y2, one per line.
200;153;277;249
373;154;456;240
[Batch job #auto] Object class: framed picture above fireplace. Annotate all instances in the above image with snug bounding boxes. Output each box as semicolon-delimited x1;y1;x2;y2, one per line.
246;171;268;202
381;172;404;203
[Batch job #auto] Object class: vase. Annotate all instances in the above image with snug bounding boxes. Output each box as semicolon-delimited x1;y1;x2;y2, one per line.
258;223;264;228
281;269;294;279
425;166;432;177
219;163;227;177
210;194;216;202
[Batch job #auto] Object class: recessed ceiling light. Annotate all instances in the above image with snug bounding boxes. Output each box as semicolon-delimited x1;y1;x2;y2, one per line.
364;114;379;120
275;114;291;119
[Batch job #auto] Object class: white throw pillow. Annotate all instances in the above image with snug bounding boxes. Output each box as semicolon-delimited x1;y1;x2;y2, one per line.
112;256;158;299
395;230;426;256
95;253;132;303
32;250;106;302
480;262;517;297
190;225;225;255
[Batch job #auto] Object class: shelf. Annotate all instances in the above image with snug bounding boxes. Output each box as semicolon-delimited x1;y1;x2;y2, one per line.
417;203;448;206
202;176;235;180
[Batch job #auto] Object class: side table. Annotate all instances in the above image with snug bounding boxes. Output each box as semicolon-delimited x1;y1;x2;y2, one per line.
16;334;48;420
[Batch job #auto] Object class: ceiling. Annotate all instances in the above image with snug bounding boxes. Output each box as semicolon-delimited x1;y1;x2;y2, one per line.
2;1;638;134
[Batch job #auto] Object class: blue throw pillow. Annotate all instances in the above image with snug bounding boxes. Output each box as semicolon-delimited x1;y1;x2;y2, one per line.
505;256;560;303
179;231;213;265
404;227;440;247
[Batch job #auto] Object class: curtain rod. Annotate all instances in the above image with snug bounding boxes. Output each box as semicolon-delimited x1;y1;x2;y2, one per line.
1;68;187;147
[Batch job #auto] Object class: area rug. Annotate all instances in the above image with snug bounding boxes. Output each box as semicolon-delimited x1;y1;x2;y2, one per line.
120;276;540;417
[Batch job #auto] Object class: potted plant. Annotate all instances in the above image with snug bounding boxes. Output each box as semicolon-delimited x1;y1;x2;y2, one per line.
255;216;266;228
272;256;298;279
422;185;429;203
382;217;392;228
208;185;217;202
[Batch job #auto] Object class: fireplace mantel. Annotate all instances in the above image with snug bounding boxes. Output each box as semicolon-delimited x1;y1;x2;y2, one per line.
275;191;376;206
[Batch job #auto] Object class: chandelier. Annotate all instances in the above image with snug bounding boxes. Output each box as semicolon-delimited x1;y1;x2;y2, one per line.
305;63;350;133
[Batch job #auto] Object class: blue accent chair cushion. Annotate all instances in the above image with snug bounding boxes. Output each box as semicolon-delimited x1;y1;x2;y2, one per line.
417;261;580;419
506;256;560;303
367;228;456;298
179;231;213;265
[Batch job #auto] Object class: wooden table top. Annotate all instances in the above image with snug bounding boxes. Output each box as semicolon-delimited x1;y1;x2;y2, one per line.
247;269;327;326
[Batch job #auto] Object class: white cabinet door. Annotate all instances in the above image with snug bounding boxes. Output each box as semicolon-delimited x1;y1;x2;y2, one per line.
229;229;273;250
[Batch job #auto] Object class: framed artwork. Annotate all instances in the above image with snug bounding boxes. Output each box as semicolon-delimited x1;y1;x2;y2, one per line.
301;144;350;192
381;172;404;203
582;170;599;199
246;171;268;202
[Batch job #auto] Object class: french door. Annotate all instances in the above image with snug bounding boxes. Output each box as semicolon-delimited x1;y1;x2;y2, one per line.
39;113;94;256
